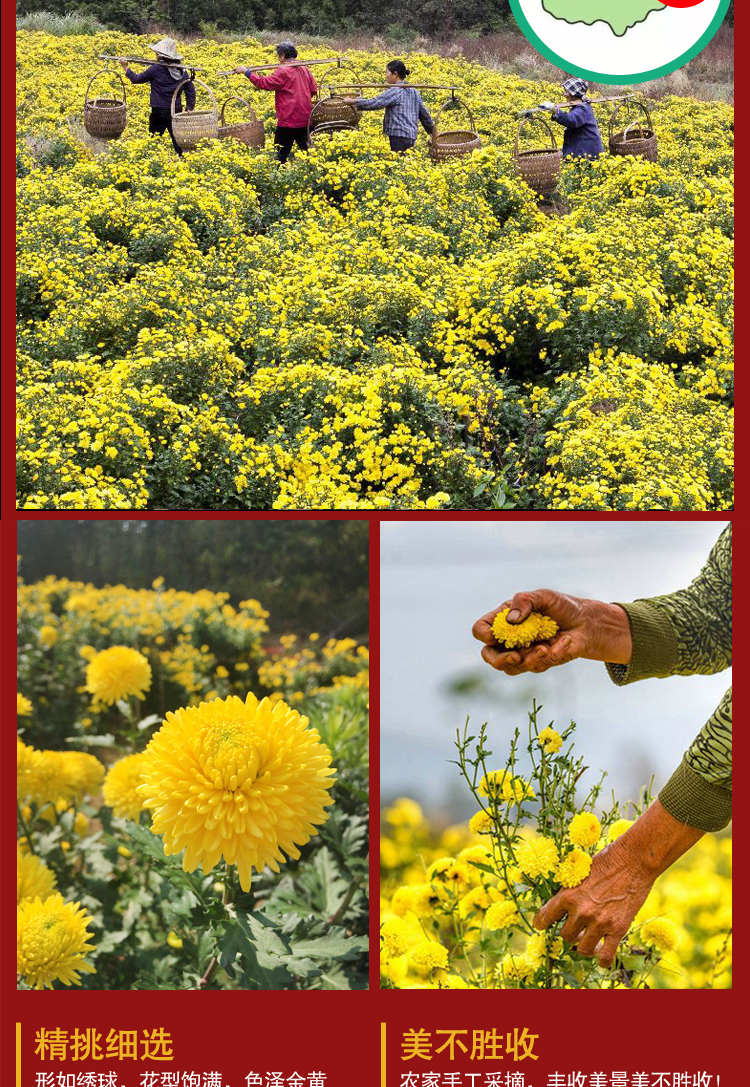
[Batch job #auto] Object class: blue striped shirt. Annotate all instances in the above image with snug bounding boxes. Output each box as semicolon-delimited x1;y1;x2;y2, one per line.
355;85;434;140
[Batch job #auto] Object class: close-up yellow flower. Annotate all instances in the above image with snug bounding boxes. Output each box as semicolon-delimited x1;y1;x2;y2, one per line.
17;850;57;906
469;809;494;835
138;693;335;891
537;727;562;754
408;939;449;970
607;818;634;842
17;894;96;989
568;812;602;849
85;646;152;705
491;609;558;649
478;770;535;804
390;883;434;918
515;836;560;879
38;625;58;648
485;899;519;930
102;752;151;821
556;848;593;888
640;917;681;953
17;693;33;716
381;915;414;958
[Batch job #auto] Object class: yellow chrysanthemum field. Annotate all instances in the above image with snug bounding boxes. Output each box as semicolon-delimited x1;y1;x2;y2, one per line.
138;693;336;891
15;32;733;510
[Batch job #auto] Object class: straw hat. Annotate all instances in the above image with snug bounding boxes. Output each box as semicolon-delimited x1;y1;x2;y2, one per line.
149;38;183;61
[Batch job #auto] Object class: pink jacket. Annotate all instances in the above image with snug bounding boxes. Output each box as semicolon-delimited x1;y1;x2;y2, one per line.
247;65;317;128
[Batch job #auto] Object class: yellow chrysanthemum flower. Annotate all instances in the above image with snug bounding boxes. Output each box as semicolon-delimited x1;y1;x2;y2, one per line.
491;609;558;649
380;915;415;958
85;646;152;705
525;931;564;964
38;625;58;648
515;836;560;879
63;752;105;800
408;939;449;970
485;899;519;930
556;848;593;888
73;812;90;837
17;693;33;717
640;917;681;953
17;894;96;989
607;818;634;842
17;851;57;905
439;975;470;989
390;883;434;918
537;727;562;754
478;770;535;805
138;693;335;892
469;809;494;835
497;951;536;983
458;884;501;919
17;739;42;800
568;812;602;849
427;856;464;885
385;797;424;828
102;752;151;821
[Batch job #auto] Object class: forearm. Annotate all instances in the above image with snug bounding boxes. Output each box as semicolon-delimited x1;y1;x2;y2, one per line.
615;799;704;878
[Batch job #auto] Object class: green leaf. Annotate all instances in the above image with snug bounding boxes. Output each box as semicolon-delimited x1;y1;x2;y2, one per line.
219;910;294;990
288;927;368;962
284;956;322;979
121;821;206;899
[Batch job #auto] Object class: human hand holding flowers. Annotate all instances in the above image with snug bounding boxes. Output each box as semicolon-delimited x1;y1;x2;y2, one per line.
472;589;633;675
533;800;704;967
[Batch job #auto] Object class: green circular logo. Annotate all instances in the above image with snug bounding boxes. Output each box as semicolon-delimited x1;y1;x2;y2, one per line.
508;0;731;84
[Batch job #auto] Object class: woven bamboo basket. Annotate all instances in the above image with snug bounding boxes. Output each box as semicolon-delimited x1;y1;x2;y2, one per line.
429;97;482;162
308;99;359;142
84;69;127;139
171;78;218;151
608;101;658;162
311;64;362;130
218;96;265;148
514;116;562;195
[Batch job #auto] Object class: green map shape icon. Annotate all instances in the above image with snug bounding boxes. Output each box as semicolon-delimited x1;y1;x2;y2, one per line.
541;0;666;37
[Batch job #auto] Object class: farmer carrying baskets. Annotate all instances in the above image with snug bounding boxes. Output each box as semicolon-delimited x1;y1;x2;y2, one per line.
232;42;317;163
539;77;603;159
353;61;434;152
120;38;195;156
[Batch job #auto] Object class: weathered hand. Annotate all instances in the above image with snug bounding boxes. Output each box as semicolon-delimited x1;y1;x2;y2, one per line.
232;66;247;75
533;801;705;968
472;589;632;675
533;839;654;967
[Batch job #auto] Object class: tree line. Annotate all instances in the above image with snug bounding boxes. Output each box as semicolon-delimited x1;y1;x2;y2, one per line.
18;0;518;38
18;520;369;639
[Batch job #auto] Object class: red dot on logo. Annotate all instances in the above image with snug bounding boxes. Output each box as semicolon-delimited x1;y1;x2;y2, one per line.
660;0;707;7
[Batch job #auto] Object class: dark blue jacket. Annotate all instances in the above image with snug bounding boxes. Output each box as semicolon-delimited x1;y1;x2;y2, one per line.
552;100;603;158
125;64;196;112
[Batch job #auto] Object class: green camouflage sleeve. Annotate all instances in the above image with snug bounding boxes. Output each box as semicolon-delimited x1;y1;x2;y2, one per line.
606;525;732;832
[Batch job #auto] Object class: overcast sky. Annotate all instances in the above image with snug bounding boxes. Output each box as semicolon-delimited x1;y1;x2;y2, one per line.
380;519;731;821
